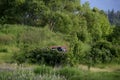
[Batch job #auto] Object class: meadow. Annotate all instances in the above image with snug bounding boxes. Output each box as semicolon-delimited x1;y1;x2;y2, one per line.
0;64;120;80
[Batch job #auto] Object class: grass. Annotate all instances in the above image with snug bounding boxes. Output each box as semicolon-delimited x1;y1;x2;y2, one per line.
0;24;67;63
33;65;54;75
0;45;18;63
94;63;120;72
0;65;120;80
0;66;66;80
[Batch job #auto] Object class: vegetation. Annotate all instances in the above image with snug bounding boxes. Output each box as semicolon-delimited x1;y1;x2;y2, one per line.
0;0;120;80
0;65;120;80
107;10;120;26
0;0;119;66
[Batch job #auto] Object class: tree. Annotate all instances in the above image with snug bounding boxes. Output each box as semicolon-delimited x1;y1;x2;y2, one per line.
107;9;120;26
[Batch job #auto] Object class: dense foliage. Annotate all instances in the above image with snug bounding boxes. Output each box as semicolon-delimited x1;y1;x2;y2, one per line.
13;48;69;66
0;0;120;67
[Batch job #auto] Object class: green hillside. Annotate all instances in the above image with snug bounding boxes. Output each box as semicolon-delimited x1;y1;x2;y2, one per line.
0;24;67;63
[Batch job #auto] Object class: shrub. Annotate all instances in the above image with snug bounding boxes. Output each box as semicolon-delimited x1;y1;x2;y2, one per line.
13;47;70;66
0;48;8;52
90;40;119;64
25;48;68;66
13;52;26;65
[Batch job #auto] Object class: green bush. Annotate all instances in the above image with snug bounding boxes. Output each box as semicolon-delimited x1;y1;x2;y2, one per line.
13;52;26;65
13;47;69;66
25;48;68;66
0;48;8;52
89;40;119;64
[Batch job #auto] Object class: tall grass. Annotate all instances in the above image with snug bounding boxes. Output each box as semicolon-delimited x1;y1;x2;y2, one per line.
0;24;67;63
0;69;66;80
0;65;120;80
33;65;54;75
0;24;66;46
33;65;120;80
